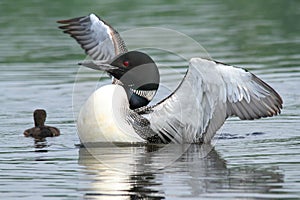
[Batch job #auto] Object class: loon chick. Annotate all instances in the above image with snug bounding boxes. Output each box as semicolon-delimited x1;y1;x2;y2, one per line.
24;109;60;138
58;14;282;144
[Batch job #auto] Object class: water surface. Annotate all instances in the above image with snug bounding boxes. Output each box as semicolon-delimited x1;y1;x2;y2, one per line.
1;0;299;199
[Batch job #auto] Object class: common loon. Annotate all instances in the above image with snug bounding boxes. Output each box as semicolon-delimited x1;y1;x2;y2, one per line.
24;109;60;138
58;14;282;144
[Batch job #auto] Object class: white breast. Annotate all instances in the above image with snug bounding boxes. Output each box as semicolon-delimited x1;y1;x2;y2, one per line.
77;84;145;144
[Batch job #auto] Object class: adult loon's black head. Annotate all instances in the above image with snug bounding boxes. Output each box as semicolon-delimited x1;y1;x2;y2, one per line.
80;51;160;109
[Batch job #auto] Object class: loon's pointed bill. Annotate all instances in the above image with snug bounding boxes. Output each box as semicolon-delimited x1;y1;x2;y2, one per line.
78;60;117;71
58;13;283;144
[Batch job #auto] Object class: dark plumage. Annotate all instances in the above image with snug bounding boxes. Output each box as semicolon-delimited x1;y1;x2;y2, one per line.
24;109;60;138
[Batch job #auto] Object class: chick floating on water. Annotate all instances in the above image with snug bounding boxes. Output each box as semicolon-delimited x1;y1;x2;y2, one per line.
24;109;60;138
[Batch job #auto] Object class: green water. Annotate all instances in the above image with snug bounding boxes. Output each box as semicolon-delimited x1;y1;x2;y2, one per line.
1;0;300;199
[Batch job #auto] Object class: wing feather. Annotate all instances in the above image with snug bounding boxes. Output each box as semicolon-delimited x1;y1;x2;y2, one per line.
58;13;127;60
140;58;282;143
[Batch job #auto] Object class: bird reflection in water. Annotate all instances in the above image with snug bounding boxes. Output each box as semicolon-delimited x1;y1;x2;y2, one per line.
78;143;284;199
33;138;49;152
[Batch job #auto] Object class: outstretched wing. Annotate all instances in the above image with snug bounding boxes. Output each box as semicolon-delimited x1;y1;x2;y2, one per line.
57;13;127;60
140;58;282;143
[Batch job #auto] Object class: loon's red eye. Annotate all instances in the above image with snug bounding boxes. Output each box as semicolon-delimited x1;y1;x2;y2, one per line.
123;60;129;67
